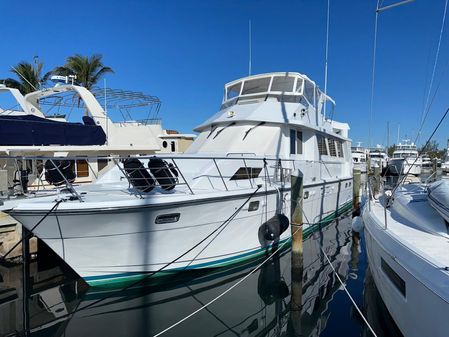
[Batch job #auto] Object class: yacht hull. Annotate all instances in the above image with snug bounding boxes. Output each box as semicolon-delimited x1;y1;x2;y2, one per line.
363;196;449;337
388;158;422;175
10;180;352;287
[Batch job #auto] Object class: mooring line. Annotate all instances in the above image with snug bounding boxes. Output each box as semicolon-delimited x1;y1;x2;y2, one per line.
152;224;302;337
0;199;62;262
320;246;378;337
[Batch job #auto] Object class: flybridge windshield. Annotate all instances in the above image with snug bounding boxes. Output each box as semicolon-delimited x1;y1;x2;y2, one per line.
393;152;417;158
225;75;306;101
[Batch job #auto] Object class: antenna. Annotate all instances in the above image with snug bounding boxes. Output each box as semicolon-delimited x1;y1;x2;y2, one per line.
323;0;330;120
248;20;252;76
104;78;108;145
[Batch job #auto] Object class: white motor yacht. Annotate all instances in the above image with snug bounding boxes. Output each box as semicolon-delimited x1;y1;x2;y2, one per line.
388;141;422;175
369;146;388;171
351;143;367;173
0;83;194;191
2;72;353;287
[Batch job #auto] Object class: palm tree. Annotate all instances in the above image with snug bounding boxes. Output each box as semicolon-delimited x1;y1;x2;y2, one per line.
1;61;51;94
52;54;114;90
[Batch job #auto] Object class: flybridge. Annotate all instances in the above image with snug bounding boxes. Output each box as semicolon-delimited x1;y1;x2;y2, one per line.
222;72;335;113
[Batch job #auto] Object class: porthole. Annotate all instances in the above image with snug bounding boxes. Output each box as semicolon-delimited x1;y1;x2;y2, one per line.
155;213;180;224
162;141;168;148
248;201;259;212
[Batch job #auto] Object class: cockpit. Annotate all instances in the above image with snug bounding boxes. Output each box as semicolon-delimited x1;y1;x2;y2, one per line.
221;72;334;114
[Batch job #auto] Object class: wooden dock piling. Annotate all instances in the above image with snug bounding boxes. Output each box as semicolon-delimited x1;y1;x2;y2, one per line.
289;171;303;335
353;169;361;215
373;166;380;195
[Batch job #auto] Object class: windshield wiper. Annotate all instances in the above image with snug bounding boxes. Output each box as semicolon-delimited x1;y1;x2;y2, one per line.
243;121;265;140
213;122;236;139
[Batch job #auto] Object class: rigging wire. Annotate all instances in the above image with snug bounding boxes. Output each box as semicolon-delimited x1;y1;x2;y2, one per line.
391;106;449;196
323;0;330;120
368;0;381;149
152;221;301;337
416;0;449;143
320;246;378;337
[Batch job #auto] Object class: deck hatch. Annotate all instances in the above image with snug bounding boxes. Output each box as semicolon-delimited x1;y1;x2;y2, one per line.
381;258;406;297
155;213;180;224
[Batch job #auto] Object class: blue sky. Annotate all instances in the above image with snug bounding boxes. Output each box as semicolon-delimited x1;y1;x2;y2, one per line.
1;0;449;149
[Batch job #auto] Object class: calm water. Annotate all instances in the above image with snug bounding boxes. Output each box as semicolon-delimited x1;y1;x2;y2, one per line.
0;209;403;337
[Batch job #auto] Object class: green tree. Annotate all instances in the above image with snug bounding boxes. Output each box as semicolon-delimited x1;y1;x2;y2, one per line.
387;144;396;157
1;61;51;94
52;54;113;90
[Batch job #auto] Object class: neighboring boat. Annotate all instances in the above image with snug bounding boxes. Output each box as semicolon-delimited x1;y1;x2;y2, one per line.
351;142;368;173
2;72;353;287
441;139;449;173
368;146;389;172
0;82;195;191
387;141;422;175
421;154;432;168
363;182;449;337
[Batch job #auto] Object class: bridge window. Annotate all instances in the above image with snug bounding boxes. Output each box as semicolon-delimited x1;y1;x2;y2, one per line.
304;80;315;105
242;77;271;95
226;82;242;100
271;76;295;92
295;78;304;93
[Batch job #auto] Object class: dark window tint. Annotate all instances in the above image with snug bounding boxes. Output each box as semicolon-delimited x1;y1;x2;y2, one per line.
381;258;406;297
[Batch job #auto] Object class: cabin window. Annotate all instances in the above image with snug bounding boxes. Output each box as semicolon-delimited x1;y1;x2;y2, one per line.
328;139;337;157
242;77;271;95
304;81;315;105
317;135;328;156
271;76;295;92
98;159;109;172
171;141;176;152
226;82;242;100
162;141;168;148
290;129;303;155
337;141;344;157
155;213;180;224
381;258;406;297
295;78;304;93
76;160;89;178
230;167;262;180
248;201;259;212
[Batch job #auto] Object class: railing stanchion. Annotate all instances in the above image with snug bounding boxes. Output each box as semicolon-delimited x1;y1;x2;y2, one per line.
112;157;144;199
49;159;84;202
171;158;194;195
213;158;228;191
242;158;254;188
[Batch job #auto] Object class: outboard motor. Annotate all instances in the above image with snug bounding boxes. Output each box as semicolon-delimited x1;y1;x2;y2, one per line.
262;214;289;241
148;157;178;191
45;160;76;186
123;158;155;193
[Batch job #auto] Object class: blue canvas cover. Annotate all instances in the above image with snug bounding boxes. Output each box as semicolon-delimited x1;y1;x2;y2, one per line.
0;115;106;146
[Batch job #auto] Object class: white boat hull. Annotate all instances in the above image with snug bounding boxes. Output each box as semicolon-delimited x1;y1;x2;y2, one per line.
363;196;449;337
11;181;352;286
388;158;422;175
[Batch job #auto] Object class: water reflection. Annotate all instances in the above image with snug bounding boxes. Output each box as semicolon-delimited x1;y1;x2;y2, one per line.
362;267;403;337
0;215;372;337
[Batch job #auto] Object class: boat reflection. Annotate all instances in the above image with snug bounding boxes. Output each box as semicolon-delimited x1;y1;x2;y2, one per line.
0;215;359;337
362;267;403;337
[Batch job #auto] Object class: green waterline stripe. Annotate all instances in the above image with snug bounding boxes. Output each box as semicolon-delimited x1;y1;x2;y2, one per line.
86;200;353;287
